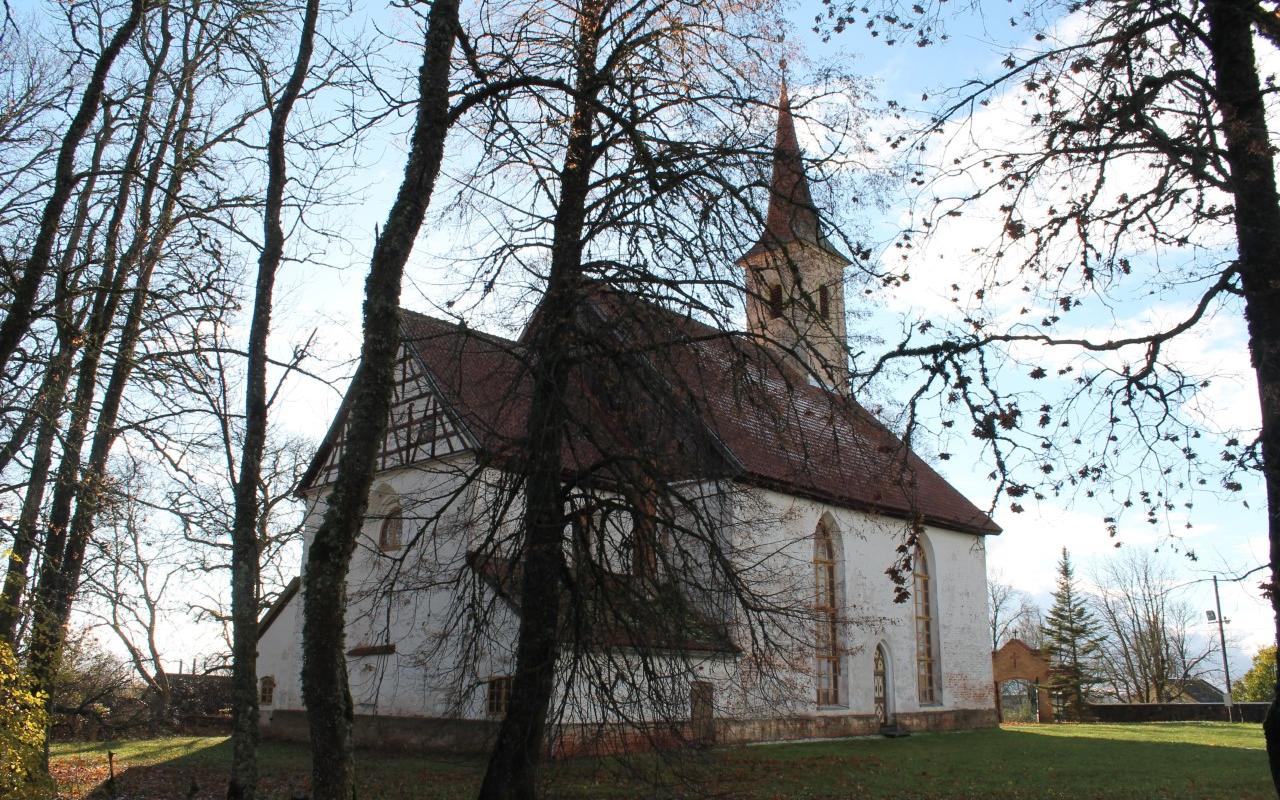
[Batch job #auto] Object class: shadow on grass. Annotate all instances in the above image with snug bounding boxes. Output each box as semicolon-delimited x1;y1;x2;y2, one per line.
60;738;482;800
59;724;1273;800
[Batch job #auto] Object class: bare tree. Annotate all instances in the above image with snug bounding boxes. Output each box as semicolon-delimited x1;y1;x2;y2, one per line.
405;0;881;793
0;1;314;754
473;0;612;789
25;0;226;706
78;459;185;736
988;575;1038;651
0;98;118;644
227;0;320;795
1092;550;1217;703
272;0;881;794
816;0;1280;782
1013;602;1045;651
0;0;149;373
299;1;461;797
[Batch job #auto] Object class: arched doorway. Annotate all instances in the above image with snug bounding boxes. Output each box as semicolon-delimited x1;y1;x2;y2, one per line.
991;639;1053;723
998;678;1039;722
874;644;893;727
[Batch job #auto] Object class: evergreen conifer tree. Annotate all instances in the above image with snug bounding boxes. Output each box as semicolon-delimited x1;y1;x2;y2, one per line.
1042;548;1102;719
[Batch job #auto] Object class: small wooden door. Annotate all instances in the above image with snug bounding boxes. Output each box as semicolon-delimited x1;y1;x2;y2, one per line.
874;646;889;726
690;681;715;743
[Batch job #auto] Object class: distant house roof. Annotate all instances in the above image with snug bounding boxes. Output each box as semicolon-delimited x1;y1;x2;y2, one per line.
1172;678;1227;704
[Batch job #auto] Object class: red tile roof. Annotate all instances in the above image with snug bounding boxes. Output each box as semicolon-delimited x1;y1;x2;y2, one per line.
395;287;999;536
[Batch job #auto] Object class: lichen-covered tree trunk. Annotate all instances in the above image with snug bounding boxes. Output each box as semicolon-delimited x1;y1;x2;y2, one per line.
14;7;175;660
0;0;148;374
299;3;458;798
226;3;319;798
1203;0;1280;793
0;107;115;645
27;16;193;712
477;0;605;796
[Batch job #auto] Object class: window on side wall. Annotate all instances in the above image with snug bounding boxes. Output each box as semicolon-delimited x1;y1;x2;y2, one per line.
768;284;784;319
486;676;513;717
914;544;939;704
379;505;404;551
259;676;276;706
814;521;840;706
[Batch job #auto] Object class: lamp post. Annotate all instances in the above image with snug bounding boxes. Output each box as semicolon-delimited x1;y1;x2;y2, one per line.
1207;576;1234;721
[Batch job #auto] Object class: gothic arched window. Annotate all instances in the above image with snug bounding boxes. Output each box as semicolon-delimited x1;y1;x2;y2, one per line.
914;543;939;704
819;284;830;320
379;504;404;551
814;521;840;705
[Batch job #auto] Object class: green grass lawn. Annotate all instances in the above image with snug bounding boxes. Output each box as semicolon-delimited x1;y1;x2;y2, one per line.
51;722;1272;799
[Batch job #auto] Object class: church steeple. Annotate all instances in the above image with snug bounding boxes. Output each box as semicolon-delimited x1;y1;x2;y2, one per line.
740;82;851;391
744;82;846;263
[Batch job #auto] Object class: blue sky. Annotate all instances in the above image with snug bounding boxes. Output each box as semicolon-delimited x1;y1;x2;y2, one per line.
791;0;1274;675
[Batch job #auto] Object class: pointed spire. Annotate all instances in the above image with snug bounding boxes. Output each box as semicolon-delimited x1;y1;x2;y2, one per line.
743;81;848;263
766;81;819;243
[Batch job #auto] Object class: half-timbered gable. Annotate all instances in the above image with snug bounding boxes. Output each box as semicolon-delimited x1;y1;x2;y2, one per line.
300;342;471;490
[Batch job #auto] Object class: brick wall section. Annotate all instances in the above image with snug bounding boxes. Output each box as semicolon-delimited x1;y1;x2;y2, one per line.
991;640;1053;722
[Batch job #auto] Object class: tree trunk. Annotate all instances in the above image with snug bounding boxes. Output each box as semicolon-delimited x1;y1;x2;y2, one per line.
0;105;116;644
1203;0;1280;792
146;669;171;738
27;13;190;712
299;3;458;798
227;3;319;798
0;0;148;373
477;0;605;796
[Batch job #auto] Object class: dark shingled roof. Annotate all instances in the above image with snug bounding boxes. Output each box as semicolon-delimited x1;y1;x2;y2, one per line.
1172;678;1227;704
393;285;999;536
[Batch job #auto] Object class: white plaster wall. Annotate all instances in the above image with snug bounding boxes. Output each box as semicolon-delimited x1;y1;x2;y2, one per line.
256;588;300;718
258;460;994;727
724;486;995;719
262;453;523;719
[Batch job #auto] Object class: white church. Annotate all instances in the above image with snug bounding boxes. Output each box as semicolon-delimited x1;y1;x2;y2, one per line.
256;88;1001;753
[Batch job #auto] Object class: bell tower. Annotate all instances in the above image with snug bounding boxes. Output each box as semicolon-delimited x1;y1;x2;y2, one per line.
739;83;850;390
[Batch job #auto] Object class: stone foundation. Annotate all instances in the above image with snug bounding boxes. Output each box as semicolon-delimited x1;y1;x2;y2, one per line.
262;710;500;754
262;705;997;756
716;712;881;744
717;706;996;745
894;707;1000;732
